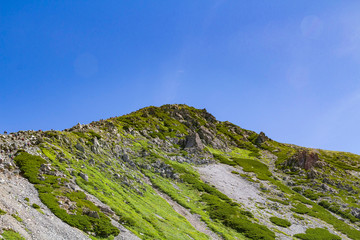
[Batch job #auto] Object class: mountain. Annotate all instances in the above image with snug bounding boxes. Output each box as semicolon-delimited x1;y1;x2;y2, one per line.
0;104;360;240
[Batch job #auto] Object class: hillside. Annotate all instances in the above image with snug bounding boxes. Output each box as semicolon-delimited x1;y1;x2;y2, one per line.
0;104;360;240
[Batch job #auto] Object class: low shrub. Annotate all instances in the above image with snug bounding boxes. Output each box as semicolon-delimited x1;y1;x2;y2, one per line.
303;189;319;200
292;187;302;193
0;208;6;215
318;200;330;208
319;200;358;223
1;229;25;240
269;216;291;228
294;228;341;240
119;215;136;227
291;203;310;214
14;152;119;237
213;153;236;166
32;203;40;209
293;214;305;220
201;193;275;239
232;158;272;180
11;214;23;222
14;152;46;184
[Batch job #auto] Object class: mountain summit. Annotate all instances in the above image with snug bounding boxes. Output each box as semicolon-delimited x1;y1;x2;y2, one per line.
0;104;359;240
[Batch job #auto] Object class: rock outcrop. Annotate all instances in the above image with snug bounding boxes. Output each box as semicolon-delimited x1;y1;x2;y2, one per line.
286;150;319;170
184;132;204;150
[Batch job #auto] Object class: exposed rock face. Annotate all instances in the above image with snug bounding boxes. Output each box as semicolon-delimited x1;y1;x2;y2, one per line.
79;172;89;182
75;143;85;152
287;150;319;170
255;132;268;145
197;126;226;149
88;158;95;165
83;208;100;219
91;137;101;154
185;132;204;150
351;208;360;219
0;104;359;240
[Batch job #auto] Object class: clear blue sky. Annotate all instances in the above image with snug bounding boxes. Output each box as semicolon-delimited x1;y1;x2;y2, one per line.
1;1;360;154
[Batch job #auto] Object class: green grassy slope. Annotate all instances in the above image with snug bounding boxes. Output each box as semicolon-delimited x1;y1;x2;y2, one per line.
10;104;360;239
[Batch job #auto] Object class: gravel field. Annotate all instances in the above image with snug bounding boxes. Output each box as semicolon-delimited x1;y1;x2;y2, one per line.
196;163;349;240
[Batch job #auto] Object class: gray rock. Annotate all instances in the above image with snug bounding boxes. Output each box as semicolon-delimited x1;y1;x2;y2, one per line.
58;158;69;163
83;208;100;219
75;143;85;152
185;133;204;150
93;137;100;148
255;132;268;145
122;154;129;162
88;159;95;165
79;172;89;182
351;208;360;219
98;205;115;216
113;145;122;156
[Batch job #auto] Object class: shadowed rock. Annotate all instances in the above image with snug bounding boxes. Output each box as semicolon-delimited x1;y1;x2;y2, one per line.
287;150;319;170
185;133;204;150
255;132;268;145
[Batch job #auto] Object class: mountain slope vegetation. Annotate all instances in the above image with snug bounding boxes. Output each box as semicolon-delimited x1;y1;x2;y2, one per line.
0;104;360;239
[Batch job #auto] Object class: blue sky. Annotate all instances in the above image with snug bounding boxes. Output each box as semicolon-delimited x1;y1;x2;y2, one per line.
1;1;360;154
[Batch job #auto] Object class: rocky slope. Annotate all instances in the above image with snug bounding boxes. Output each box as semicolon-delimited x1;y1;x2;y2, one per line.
0;104;360;240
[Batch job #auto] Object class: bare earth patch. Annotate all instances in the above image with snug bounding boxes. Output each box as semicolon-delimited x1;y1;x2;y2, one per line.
196;163;349;240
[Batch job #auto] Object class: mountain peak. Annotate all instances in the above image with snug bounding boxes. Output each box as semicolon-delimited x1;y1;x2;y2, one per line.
0;105;359;240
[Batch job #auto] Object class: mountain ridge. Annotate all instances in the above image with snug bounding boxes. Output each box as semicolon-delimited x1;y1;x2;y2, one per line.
0;104;359;240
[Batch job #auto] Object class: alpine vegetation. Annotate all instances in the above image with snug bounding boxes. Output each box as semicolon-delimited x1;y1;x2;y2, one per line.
0;104;360;240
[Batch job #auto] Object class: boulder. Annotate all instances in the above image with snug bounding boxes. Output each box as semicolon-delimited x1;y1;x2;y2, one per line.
79;172;88;182
184;133;204;150
286;150;319;170
75;143;85;152
351;208;360;219
255;132;268;145
307;169;319;179
93;137;100;148
197;126;214;144
122;154;129;162
83;208;100;219
40;164;54;175
98;205;115;216
88;159;95;165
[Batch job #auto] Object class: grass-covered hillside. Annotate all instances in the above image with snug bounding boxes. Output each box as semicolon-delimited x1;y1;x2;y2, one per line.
1;104;360;240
